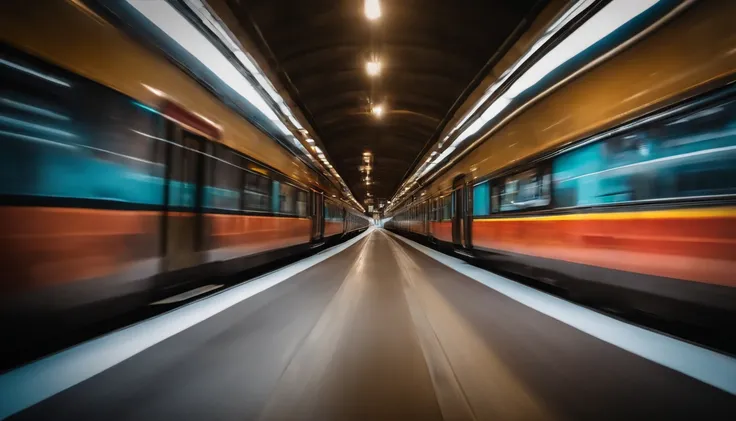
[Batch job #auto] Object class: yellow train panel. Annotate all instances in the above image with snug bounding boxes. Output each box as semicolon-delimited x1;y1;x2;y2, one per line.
425;0;736;196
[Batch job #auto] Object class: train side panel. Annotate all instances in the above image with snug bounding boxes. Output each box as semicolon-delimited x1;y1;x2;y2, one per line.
472;209;736;288
205;214;312;263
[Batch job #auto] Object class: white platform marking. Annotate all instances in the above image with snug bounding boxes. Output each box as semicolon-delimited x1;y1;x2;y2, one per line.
150;284;224;305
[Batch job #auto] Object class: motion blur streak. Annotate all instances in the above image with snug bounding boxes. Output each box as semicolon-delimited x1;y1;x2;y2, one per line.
126;0;279;122
0;0;369;357
0;229;373;420
386;231;736;396
5;230;735;420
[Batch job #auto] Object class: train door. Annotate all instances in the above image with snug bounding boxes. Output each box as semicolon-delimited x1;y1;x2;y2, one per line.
465;181;473;248
423;201;429;236
451;175;472;249
163;124;205;271
311;191;324;241
342;207;348;234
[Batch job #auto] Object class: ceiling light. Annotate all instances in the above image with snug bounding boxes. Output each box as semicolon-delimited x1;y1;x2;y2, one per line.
366;59;381;77
364;0;381;20
372;104;384;117
306;138;315;144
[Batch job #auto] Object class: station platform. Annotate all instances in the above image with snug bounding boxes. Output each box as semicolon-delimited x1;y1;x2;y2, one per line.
1;229;735;420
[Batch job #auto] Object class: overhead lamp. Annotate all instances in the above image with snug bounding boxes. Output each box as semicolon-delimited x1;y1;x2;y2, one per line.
364;0;381;20
312;146;322;153
363;151;372;156
306;138;315;144
366;59;381;77
371;104;384;117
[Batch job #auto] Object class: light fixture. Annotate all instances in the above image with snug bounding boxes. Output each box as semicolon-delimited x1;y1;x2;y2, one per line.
366;59;381;77
306;138;315;144
364;0;381;20
371;104;384;117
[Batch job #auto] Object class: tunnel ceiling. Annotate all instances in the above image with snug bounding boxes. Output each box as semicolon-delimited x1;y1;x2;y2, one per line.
227;0;546;202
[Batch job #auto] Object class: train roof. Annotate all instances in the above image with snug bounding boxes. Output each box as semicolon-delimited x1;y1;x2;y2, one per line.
392;0;736;210
0;0;352;201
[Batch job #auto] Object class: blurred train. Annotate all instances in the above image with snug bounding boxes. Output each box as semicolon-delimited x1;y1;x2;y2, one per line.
387;0;736;322
0;1;369;331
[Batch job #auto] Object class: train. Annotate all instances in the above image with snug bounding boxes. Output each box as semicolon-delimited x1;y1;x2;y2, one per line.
0;0;369;334
386;0;736;323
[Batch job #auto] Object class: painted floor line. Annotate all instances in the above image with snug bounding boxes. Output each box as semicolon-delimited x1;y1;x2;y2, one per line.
150;284;224;305
384;229;736;396
0;228;374;420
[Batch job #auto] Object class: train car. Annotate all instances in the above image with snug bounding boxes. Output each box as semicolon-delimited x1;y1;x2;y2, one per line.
387;0;736;321
0;0;368;334
322;197;372;242
323;198;346;240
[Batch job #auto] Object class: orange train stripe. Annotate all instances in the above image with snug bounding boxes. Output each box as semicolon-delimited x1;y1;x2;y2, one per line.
0;207;313;292
474;206;736;222
472;213;736;287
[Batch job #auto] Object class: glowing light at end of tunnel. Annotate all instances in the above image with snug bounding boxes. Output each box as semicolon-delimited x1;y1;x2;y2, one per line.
366;59;381;77
365;0;381;20
372;104;384;117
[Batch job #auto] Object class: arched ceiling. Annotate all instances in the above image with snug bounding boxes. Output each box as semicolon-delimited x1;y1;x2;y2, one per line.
226;0;546;202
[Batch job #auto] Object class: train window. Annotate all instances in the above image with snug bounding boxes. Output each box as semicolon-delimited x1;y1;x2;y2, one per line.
451;192;456;218
495;168;551;212
296;189;308;217
473;181;490;216
491;185;500;213
168;133;202;209
244;171;270;212
205;146;241;211
442;196;452;220
553;95;736;207
325;201;343;221
0;48;167;206
278;183;296;214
